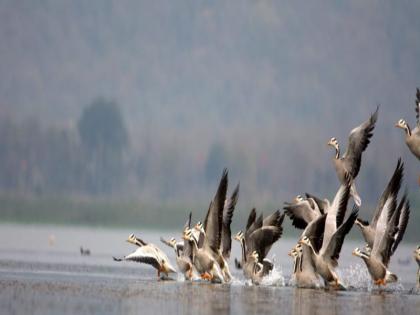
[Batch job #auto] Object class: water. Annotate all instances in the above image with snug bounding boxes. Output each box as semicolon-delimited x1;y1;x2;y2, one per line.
0;223;418;314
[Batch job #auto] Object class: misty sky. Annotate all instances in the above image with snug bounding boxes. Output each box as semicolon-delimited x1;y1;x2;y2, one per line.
0;1;419;205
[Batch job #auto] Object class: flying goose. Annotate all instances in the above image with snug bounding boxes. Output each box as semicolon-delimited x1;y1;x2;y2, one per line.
395;88;420;160
414;246;420;289
299;179;356;289
113;234;176;278
327;106;379;206
354;159;404;248
352;195;410;286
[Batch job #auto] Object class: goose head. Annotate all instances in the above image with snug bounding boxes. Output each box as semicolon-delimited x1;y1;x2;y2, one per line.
169;237;177;248
182;228;194;241
395;119;407;130
293;195;305;203
250;250;259;262
194;221;205;234
295;243;303;255
126;233;137;245
288;248;298;258
234;230;244;242
352;247;370;259
299;235;311;247
327;137;339;150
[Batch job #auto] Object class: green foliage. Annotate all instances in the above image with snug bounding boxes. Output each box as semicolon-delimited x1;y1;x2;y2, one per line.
78;98;128;155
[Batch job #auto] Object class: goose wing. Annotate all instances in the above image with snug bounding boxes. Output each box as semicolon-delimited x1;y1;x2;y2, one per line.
343;106;379;178
245;213;263;252
371;159;404;228
248;225;283;260
302;214;327;254
371;196;398;266
322;207;358;266
263;209;284;227
304;193;328;214
391;195;410;255
182;212;194;261
118;246;161;270
221;183;239;259
284;200;321;229
322;181;351;251
203;169;228;252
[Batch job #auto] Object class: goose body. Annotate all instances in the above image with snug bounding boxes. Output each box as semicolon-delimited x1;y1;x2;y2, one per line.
161;236;193;280
113;234;176;278
289;243;321;288
328;106;379;206
300;181;357;289
353;194;410;286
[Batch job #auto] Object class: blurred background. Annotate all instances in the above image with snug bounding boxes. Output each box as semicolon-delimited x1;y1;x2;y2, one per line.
0;1;418;240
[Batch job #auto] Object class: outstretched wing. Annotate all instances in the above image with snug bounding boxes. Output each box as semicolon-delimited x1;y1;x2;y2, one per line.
391;195;410;255
322;181;351;251
371;159;404;228
203;169;228;252
283;200;320;229
323;206;358;266
302;214;327;254
248;225;283;260
343;106;379;178
305;193;328;214
222;183;240;259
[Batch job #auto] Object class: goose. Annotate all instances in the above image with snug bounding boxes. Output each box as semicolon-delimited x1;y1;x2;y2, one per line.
182;228;224;282
113;234;176;278
299;180;356;289
246;251;270;285
234;209;285;281
352;195;410;286
160;236;193;280
395;88;420;160
414;246;420;288
160;213;195;280
283;195;324;229
196;169;237;282
183;169;229;282
290;214;327;288
292;243;322;288
355;159;404;248
327;106;379;206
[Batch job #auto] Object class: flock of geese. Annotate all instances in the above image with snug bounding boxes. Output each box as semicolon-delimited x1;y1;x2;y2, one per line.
113;89;420;290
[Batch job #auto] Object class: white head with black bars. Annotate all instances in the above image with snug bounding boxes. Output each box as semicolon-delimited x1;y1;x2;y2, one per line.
352;247;370;259
299;235;311;247
234;230;244;242
194;221;205;233
294;195;305;203
169;237;177;247
183;228;193;241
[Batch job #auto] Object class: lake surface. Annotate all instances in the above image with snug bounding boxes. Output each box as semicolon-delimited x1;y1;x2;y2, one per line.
0;223;418;315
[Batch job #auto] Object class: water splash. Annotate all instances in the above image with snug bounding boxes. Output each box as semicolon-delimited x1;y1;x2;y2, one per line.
260;265;286;287
338;263;406;293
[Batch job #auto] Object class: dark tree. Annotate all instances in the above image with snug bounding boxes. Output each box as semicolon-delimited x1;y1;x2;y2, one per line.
78;98;128;194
